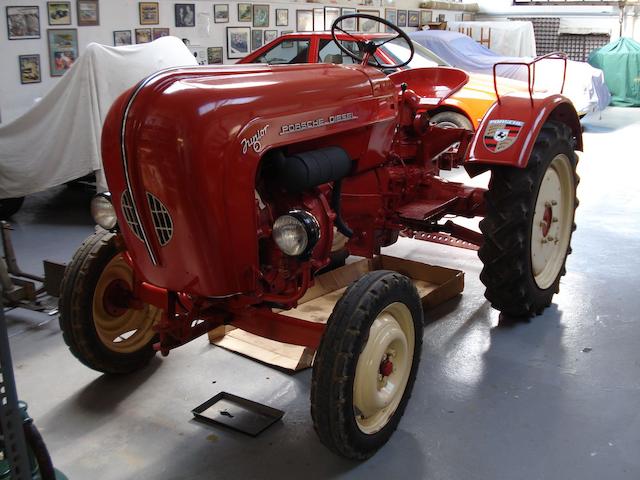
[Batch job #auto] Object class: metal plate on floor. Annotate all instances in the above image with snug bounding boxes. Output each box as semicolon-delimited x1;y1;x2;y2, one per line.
192;392;284;437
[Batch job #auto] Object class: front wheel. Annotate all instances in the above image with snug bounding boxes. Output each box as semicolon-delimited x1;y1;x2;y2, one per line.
311;271;423;459
479;121;579;317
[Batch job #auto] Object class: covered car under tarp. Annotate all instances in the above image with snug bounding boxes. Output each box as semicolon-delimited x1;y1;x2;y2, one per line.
0;36;198;199
410;30;611;116
588;37;640;107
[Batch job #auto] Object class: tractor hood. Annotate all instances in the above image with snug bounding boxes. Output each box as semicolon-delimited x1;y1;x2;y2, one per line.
101;63;397;297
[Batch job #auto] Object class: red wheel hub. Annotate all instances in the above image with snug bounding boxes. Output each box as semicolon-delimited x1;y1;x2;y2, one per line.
102;279;133;317
541;205;552;237
379;358;394;377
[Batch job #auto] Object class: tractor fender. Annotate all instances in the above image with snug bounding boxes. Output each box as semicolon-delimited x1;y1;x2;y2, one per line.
465;94;582;177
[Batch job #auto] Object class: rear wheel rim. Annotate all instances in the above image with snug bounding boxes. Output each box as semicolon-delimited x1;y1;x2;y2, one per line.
92;254;160;353
353;302;415;434
531;153;574;289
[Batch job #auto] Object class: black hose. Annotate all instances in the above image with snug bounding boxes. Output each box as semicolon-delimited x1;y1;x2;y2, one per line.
331;179;353;238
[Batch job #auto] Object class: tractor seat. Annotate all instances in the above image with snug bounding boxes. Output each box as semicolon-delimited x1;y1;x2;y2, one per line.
323;54;343;64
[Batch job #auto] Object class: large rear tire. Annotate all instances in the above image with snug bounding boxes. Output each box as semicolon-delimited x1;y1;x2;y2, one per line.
58;229;161;374
311;270;423;459
430;111;473;130
478;121;579;317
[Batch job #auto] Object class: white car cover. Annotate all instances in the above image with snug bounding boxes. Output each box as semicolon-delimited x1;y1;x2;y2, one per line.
0;36;198;199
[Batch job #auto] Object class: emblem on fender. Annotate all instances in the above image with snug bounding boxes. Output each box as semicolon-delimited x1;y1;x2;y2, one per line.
241;125;269;154
483;119;524;153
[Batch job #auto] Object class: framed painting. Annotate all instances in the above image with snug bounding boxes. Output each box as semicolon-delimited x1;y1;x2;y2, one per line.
408;10;419;28
340;8;356;32
19;54;41;84
175;4;195;27
420;10;432;27
152;27;169;40
384;9;397;33
113;30;132;46
207;46;223;64
296;10;312;33
7;6;40;39
275;9;288;27
77;0;99;26
238;3;252;23
47;28;78;76
324;7;340;31
139;2;159;25
264;29;277;44
313;8;323;31
357;10;380;33
47;2;71;26
253;5;269;28
135;27;152;43
227;26;250;59
251;28;263;50
214;4;229;23
396;10;407;28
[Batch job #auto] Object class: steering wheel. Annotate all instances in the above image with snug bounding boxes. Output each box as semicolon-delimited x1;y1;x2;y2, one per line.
331;14;414;69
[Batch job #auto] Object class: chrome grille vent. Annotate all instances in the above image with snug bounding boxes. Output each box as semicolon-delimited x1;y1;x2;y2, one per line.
146;192;173;246
120;190;143;241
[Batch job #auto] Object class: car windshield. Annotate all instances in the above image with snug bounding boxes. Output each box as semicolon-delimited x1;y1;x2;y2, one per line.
378;38;450;69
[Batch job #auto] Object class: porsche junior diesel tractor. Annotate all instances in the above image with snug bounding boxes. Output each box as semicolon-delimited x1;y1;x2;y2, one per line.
59;16;581;459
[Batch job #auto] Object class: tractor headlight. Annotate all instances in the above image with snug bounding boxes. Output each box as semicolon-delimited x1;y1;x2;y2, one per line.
272;210;320;257
91;192;118;230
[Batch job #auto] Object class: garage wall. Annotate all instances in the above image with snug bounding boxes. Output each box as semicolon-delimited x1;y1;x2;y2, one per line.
0;0;464;124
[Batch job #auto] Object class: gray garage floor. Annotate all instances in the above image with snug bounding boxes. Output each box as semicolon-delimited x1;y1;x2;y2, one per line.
3;106;640;479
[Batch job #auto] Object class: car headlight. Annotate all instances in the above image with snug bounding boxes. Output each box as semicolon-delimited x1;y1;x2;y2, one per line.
91;192;118;230
272;210;320;257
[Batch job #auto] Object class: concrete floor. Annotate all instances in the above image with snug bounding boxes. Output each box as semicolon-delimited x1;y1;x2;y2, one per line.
3;106;640;479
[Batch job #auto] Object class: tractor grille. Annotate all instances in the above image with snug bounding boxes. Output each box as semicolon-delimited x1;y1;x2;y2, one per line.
120;190;143;241
146;192;173;246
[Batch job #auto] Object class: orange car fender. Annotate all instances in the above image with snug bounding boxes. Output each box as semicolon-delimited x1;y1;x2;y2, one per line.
440;97;486;129
464;94;582;177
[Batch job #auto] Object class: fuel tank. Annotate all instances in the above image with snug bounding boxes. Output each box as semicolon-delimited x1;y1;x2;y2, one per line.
101;63;398;297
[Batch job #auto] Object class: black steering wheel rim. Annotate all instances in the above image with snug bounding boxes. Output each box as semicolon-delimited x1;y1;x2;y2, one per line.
331;13;414;69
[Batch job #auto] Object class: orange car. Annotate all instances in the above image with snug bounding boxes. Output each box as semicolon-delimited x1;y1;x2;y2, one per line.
240;32;530;130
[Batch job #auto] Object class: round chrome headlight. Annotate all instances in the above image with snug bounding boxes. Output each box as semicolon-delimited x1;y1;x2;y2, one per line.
272;211;320;257
91;192;118;230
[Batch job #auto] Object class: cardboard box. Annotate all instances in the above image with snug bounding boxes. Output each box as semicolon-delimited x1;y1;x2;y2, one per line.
208;255;464;371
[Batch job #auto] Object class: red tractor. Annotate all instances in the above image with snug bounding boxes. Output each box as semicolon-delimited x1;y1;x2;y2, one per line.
59;15;580;459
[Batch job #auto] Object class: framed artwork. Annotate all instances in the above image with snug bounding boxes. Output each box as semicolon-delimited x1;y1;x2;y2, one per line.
281;30;293;48
47;2;71;26
152;27;169;40
6;6;40;40
135;27;152;43
175;4;195;27
253;5;269;28
396;10;407;27
438;13;446;22
207;46;223;64
188;46;207;65
47;28;77;76
324;7;340;31
276;9;288;27
313;8;323;31
384;9;397;33
357;10;380;33
77;0;99;26
238;3;252;23
139;2;159;25
19;54;41;84
214;4;229;23
264;29;277;43
227;26;250;59
340;8;356;31
113;29;132;46
251;29;263;50
408;10;419;28
296;10;312;33
420;10;432;27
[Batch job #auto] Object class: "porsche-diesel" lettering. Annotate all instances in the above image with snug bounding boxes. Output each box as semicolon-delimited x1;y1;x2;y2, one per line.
280;112;357;135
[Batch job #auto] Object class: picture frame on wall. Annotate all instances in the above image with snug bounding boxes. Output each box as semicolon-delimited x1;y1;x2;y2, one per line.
264;29;277;44
139;2;159;25
113;29;132;46
313;8;323;32
189;46;207;65
47;28;77;76
324;7;340;31
207;46;223;64
407;10;419;28
251;29;263;50
135;27;152;43
281;30;293;48
384;9;397;33
77;0;99;26
47;2;71;26
420;10;432;27
296;10;312;33
6;6;40;40
275;9;288;27
227;26;250;59
396;9;407;28
175;4;195;27
238;3;252;23
357;10;380;33
253;5;269;28
340;8;356;31
152;27;169;40
19;54;41;84
214;4;229;24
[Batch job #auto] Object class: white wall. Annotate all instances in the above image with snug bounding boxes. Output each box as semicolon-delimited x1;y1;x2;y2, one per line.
0;0;470;123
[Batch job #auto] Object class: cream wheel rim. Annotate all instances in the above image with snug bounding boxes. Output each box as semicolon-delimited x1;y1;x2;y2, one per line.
92;254;160;353
531;154;575;290
353;302;415;434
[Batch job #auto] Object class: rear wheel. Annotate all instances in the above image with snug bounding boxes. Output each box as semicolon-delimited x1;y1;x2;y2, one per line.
311;270;423;459
478;121;578;317
430;111;473;130
59;229;161;374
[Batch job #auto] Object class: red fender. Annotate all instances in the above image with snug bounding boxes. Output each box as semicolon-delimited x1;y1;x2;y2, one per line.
464;93;582;177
